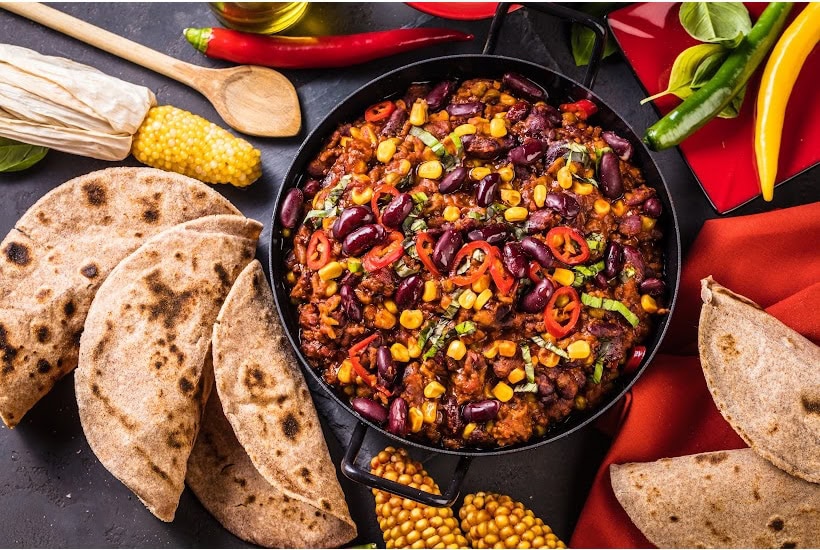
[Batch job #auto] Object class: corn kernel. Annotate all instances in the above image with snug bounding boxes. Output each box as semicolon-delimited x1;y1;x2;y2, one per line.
421;401;437;423
384;299;398;314
492;382;514;402
377;139;397;163
552;267;575;286
483;341;499;359
318;261;344;280
462;422;477;439
572;181;595;195
408;341;421;359
489;118;507;137
406;407;424;433
337;359;353;384
339;136;351;148
500;188;521;206
453;123;477;136
533;184;547;207
423;280;439;302
424;381;446;399
497;165;515;182
575;395;588;410
474;288;493;310
447;339;467;360
497;340;517;357
458;289;477;309
557;166;573;189
594;199;611;216
132;105;262;187
281;228;291;238
321;216;335;231
324;281;339;297
286;270;297;284
471;274;491;294
375;309;397;329
470;166;491;180
391;343;411;363
641;216;657;231
418;160;443;180
612;200;627;216
384;172;401;186
567;340;591;359
409;99;428;126
400;310;424;330
443;205;461;222
504;207;528;222
507;368;526;384
500;93;517;106
641;294;659;313
352;186;374;205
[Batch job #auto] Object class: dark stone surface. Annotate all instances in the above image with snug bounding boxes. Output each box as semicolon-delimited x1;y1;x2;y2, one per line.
0;2;816;548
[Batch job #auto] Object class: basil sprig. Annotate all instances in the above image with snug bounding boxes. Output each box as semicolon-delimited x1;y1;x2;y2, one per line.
0;137;48;172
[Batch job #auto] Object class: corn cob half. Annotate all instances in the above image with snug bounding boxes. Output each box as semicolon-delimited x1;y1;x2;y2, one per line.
459;492;566;549
371;447;469;549
132;105;261;187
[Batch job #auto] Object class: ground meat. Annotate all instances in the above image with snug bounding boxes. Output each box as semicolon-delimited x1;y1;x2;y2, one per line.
492;357;520;379
492;401;533;447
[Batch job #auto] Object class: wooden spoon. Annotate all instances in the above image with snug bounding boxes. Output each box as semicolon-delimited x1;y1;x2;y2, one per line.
0;2;301;137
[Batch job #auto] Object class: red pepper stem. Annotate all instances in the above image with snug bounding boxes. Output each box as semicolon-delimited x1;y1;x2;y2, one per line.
183;27;212;54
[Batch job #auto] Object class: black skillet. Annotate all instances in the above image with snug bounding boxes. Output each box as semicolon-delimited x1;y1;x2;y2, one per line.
270;3;681;507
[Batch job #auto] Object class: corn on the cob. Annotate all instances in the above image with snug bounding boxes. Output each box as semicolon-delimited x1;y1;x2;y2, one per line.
459;492;566;549
132;105;261;187
371;447;469;549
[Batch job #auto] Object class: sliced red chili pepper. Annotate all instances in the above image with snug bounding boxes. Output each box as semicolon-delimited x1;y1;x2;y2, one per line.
348;334;390;396
349;333;380;357
559;99;598;119
306;230;331;271
363;231;404;271
488;249;516;296
544;286;581;339
450;241;493;287
624;345;646;374
528;260;546;284
371;184;400;225
365;100;396;123
415;232;442;277
546;227;590;266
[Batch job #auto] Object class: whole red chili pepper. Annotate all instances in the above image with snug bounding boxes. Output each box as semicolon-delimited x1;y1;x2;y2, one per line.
184;27;474;69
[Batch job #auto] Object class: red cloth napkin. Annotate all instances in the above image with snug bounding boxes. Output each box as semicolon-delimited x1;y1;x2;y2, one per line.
570;201;820;549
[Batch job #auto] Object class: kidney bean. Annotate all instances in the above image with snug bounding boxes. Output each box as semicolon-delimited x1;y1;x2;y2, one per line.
599;151;624;199
506;100;531;122
603;242;623;279
619;215;642;236
395;274;424;308
426;80;456;111
381;193;413;229
509;138;543;166
380;107;407;136
640;277;666;296
498;135;517;154
525;209;557;234
476;173;500;207
352;397;387;424
377;346;398;388
622;245;646;282
534;104;562;128
643;197;663;218
439;166;468;194
466;136;502;160
342;224;385;256
502;242;527;279
333;206;374;240
502;72;546;101
544;192;580;219
459;133;475;150
602;130;633;161
520;237;554;268
278;188;303;228
520;277;555;313
340;284;363;322
544;141;569;166
387;398;409;436
462;399;500;423
467;223;508;245
302;179;321;198
522;112;548;136
433;228;462;272
446;101;484;117
588;320;624;339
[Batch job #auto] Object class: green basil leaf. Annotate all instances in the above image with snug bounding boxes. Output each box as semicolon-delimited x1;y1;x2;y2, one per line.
571;24;618;67
640;43;725;104
0;137;48;172
690;48;729;89
679;2;751;48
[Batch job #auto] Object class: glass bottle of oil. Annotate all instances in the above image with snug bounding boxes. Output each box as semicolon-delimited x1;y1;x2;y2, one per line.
208;2;308;34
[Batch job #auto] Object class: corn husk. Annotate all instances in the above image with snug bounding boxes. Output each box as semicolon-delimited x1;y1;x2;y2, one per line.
0;43;155;160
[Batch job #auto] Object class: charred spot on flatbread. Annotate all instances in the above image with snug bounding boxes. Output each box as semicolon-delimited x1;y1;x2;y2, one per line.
214;263;231;289
178;376;194;394
142;209;159;223
142;271;195;329
695;452;728;465
282;413;300;439
300;467;312;484
5;242;31;266
0;324;19;374
35;326;50;343
801;394;820;415
63;300;76;317
768;517;784;531
717;333;739;360
36;359;51;374
80;264;98;278
82;182;107;205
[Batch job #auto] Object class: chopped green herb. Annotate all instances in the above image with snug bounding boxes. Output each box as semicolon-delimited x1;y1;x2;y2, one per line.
565;142;590;166
417;321;434;349
449;132;463;155
620;265;637;282
394;259;419;278
423;321;452;359
521;344;535;384
443;290;464;319
410;126;447;157
347;258;363;274
409;218;428;233
580;293;641;327
303;207;337;224
467;211;484;221
531;336;569;359
455;321;476;336
411;192;428;204
592;357;605;384
573;260;606;287
514;382;539;393
586;233;605;252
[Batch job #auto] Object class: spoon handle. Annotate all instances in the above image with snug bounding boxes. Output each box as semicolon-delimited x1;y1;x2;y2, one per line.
0;2;201;87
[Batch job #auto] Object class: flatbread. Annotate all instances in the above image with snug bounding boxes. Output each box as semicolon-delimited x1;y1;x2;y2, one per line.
75;215;261;522
187;390;358;548
0;167;239;428
211;260;355;534
699;277;820;483
611;448;820;548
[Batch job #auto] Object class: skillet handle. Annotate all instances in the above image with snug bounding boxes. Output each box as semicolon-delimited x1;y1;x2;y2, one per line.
341;422;473;507
482;3;608;90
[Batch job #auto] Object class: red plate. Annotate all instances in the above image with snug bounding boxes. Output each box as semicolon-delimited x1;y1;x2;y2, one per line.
609;3;820;213
406;2;521;21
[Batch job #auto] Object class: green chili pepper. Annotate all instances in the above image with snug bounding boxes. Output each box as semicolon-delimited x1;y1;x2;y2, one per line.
643;2;793;151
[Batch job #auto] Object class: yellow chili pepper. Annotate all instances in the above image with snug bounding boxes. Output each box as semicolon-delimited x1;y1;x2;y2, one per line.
755;3;820;202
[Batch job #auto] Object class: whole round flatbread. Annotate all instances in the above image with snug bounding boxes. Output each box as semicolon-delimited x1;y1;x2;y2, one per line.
210;260;355;535
187;389;357;548
75;215;261;522
699;277;820;483
0;167;239;428
611;448;820;548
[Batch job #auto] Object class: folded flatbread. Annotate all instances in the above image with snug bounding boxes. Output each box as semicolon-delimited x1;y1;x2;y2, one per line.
0;167;239;428
699;277;820;483
208;260;356;542
75;215;261;522
611;448;820;548
187;390;358;548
